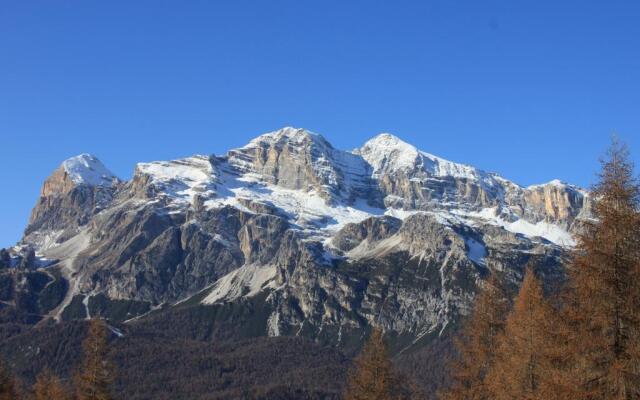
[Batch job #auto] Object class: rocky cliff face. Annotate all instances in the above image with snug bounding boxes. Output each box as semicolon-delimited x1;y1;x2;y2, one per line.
356;133;506;211
227;127;377;205
7;127;589;353
520;180;590;227
24;154;119;251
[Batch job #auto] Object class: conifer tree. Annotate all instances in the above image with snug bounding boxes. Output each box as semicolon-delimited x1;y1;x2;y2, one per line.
34;369;71;400
75;319;115;400
0;359;18;400
19;248;35;270
486;268;572;400
344;328;412;400
563;139;640;399
0;249;9;269
440;273;509;400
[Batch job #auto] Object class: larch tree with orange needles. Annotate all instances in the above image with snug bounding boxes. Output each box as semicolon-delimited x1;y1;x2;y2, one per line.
344;328;414;400
439;273;509;400
562;139;640;399
486;268;569;400
75;319;116;400
33;369;71;400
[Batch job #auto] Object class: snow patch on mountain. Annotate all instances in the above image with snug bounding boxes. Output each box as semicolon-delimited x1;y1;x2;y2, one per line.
504;219;575;246
204;165;382;235
62;154;117;186
383;208;425;220
211;184;374;233
465;237;487;265
465;207;575;246
136;155;217;206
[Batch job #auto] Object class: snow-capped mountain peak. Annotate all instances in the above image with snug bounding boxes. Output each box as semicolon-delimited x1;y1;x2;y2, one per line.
527;179;567;190
243;126;331;150
356;133;493;184
61;153;117;187
355;133;421;175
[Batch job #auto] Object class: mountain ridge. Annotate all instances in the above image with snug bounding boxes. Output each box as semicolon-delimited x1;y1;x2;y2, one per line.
48;127;584;194
3;126;589;354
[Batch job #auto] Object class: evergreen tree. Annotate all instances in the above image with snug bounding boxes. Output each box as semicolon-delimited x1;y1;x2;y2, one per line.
75;319;115;400
0;359;18;400
344;328;412;400
19;248;35;270
0;249;9;269
487;268;573;400
440;273;509;400
34;369;71;400
563;139;640;399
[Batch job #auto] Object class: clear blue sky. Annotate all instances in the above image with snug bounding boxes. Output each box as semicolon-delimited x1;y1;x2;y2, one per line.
1;1;639;247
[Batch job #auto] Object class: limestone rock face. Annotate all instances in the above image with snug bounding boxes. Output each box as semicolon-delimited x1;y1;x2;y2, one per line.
355;133;509;212
24;155;119;250
227;127;377;204
39;154;118;197
262;212;563;348
11;127;589;353
519;180;591;228
331;216;401;252
39;166;78;197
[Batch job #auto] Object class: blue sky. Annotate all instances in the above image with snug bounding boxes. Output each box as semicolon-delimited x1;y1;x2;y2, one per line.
1;1;639;247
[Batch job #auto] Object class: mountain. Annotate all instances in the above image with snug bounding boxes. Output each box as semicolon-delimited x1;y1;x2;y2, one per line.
0;127;590;398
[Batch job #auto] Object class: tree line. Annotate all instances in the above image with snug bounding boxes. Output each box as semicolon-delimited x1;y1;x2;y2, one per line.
0;318;114;400
343;139;640;399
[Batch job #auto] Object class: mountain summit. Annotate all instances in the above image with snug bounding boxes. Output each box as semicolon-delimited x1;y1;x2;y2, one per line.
61;153;118;187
